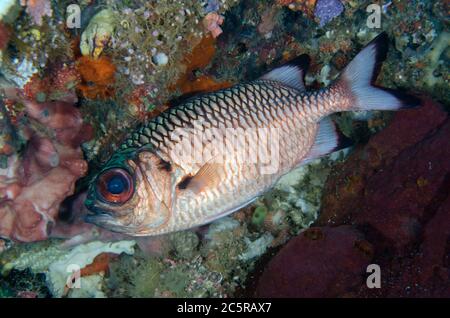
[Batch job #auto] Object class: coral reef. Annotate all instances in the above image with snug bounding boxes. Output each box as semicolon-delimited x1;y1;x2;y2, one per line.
0;0;448;298
318;99;448;231
265;154;347;235
172;35;232;95
106;0;239;101
0;95;91;242
277;0;317;18
0;22;11;51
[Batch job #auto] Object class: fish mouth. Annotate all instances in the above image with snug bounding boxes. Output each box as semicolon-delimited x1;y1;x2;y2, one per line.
83;195;116;225
83;197;140;234
83;212;110;224
83;212;133;234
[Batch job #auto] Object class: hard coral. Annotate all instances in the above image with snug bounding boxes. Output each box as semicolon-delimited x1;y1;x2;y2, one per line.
77;56;116;99
0;99;91;242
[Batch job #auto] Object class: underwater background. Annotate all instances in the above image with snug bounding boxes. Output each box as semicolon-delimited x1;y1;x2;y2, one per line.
0;0;449;298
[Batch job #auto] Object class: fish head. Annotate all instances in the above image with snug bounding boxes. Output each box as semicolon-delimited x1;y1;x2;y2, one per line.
84;148;172;235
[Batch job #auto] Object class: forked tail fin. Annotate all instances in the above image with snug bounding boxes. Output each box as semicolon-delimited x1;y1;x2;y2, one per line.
338;32;421;111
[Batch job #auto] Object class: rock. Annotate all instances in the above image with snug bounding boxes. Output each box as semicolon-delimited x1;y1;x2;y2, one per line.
357;194;450;297
354;113;450;251
152;52;169;66
315;97;450;297
318;98;448;230
255;226;373;297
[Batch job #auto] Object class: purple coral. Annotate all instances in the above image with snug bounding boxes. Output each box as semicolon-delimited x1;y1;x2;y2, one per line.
21;0;53;26
204;0;221;13
314;0;344;27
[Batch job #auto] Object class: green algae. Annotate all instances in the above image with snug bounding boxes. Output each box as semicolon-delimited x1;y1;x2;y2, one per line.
252;206;268;227
169;230;200;260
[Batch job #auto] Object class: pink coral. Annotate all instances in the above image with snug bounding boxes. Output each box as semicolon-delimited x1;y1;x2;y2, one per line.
0;100;91;242
202;12;224;38
21;0;53;26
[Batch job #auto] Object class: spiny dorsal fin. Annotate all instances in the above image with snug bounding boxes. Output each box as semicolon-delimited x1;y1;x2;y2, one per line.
302;117;352;164
260;54;310;91
177;163;224;194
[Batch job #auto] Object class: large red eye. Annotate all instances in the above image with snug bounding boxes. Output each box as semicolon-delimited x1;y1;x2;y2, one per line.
96;168;134;204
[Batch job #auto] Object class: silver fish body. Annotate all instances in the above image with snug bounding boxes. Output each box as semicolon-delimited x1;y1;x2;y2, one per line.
84;32;419;236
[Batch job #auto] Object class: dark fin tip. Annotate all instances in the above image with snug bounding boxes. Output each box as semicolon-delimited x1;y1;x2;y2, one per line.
177;175;193;190
380;87;422;109
334;127;354;152
369;32;389;83
285;54;311;72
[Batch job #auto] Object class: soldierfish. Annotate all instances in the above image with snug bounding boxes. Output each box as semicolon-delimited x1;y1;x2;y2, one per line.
84;32;420;235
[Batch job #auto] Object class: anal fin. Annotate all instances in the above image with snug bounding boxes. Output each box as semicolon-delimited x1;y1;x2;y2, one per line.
302;117;352;164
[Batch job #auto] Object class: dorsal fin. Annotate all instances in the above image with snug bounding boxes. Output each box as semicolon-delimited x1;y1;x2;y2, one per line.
260;54;310;91
301;117;353;164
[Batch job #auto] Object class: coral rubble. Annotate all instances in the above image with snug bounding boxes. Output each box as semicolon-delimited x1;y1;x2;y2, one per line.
2;240;135;297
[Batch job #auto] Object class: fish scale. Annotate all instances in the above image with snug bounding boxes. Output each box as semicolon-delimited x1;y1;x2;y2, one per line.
119;81;330;231
115;80;337;234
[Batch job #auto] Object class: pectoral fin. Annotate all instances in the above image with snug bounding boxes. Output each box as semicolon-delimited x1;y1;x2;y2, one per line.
177;163;225;194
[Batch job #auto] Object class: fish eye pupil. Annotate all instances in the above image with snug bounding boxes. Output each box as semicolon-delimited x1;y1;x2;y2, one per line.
96;168;134;204
107;175;125;194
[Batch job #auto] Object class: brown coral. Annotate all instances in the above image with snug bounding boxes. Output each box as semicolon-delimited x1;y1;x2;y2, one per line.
76;56;116;99
172;35;231;95
0;21;11;50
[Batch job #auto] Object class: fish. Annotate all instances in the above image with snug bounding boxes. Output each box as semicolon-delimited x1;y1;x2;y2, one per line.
84;32;420;236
